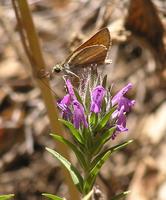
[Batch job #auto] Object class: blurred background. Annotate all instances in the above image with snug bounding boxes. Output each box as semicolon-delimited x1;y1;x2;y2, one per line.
0;0;165;199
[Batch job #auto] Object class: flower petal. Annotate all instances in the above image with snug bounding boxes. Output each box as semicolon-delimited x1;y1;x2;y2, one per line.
73;100;88;129
111;106;128;139
118;97;135;112
59;94;71;106
112;83;132;106
65;79;76;100
90;85;106;113
57;94;72;120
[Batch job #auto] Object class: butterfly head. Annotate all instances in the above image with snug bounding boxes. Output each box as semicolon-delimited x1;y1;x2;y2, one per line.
52;64;63;73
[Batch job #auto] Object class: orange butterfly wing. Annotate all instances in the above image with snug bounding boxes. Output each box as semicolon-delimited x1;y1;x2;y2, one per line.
65;28;111;64
68;45;108;67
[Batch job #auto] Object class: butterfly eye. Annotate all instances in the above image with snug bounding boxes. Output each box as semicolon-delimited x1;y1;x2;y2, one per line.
54;68;61;73
52;65;62;73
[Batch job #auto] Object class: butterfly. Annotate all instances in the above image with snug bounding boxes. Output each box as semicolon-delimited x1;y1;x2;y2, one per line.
52;27;111;75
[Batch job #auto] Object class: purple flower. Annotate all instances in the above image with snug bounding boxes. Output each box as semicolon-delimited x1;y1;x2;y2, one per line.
118;97;135;112
111;83;135;139
73;100;88;129
112;106;128;139
59;94;71;106
57;78;135;142
57;94;72;120
116;106;128;132
112;83;132;106
65;79;76;100
112;83;135;112
90;86;106;113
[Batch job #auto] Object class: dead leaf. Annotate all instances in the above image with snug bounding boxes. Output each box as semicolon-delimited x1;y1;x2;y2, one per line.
125;0;166;69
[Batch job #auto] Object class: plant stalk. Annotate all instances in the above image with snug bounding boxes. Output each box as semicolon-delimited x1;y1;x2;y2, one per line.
12;0;80;199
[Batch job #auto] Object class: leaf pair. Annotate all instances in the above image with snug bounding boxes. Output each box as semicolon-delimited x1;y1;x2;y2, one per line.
42;189;94;200
46;134;133;195
42;193;64;200
42;190;130;200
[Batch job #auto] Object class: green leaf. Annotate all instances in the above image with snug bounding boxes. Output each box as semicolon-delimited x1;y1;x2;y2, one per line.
46;147;83;192
81;127;93;152
59;119;84;144
50;133;87;169
89;72;95;88
94;107;116;133
82;189;93;200
102;75;107;88
95;75;101;86
90;149;111;171
84;83;90;112
99;127;116;145
73;88;84;106
92;127;116;155
101;97;107;114
0;194;14;200
42;193;64;200
89;112;98;128
110;139;133;153
83;150;112;193
110;191;130;200
91;139;133;170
